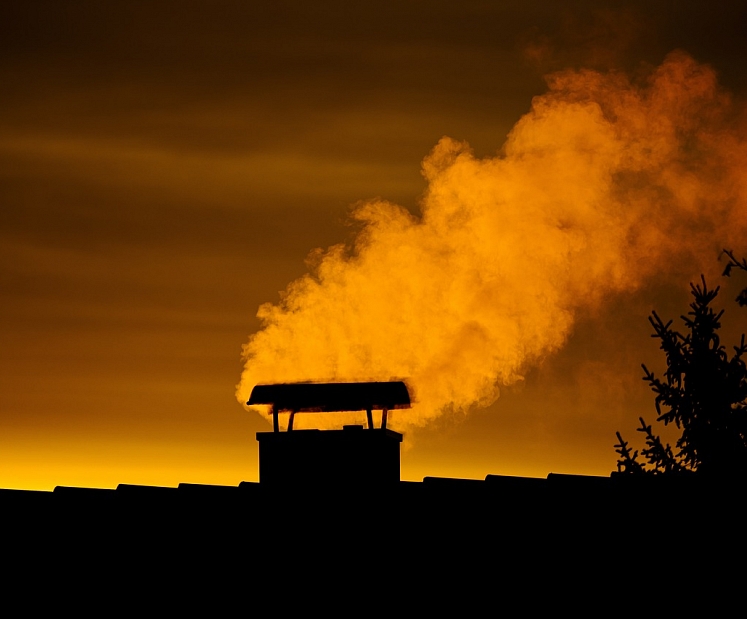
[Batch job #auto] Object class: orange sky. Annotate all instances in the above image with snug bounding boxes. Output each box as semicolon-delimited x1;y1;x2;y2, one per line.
3;1;747;490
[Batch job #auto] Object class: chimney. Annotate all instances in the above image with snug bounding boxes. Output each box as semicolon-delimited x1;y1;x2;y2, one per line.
249;381;410;487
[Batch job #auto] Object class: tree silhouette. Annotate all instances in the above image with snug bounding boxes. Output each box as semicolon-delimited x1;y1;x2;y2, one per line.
722;248;747;306
615;255;747;477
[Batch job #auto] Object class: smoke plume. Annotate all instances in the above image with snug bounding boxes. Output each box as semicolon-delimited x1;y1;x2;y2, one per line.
237;51;747;430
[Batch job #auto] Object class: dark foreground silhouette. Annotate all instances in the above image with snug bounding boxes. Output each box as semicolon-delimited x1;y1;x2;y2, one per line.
5;381;742;601
4;470;742;547
3;469;742;606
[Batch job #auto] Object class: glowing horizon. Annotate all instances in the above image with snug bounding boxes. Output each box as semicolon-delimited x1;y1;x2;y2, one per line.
3;3;747;490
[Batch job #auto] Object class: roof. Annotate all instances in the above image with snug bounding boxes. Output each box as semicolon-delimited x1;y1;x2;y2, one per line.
247;381;411;412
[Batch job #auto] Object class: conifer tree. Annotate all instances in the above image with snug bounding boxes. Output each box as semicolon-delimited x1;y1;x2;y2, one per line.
615;252;747;476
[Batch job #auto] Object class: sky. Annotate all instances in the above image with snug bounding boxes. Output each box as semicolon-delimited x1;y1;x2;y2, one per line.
3;1;747;490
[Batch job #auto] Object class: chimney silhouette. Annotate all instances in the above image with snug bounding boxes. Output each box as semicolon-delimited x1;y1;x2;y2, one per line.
248;382;410;486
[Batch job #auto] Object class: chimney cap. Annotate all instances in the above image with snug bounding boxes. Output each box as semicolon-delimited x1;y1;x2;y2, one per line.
247;381;411;412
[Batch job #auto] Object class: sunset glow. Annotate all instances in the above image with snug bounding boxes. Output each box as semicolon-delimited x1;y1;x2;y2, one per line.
3;2;747;490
